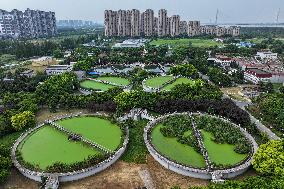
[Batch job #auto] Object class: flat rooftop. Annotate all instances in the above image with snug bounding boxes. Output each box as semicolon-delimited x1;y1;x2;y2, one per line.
246;68;270;75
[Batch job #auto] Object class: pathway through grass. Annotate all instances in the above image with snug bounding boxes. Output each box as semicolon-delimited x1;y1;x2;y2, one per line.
162;77;194;91
57;116;122;151
97;76;130;86
145;76;174;88
80;80;116;91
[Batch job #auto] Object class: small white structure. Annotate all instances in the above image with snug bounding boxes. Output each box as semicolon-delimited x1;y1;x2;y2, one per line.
208;55;232;68
112;39;147;48
46;65;73;76
256;51;278;60
20;70;34;78
64;51;72;58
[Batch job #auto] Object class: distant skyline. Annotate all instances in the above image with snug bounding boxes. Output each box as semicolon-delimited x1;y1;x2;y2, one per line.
0;0;283;24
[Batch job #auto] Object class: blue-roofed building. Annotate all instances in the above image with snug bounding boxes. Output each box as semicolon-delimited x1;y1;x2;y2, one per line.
87;71;100;76
237;42;255;48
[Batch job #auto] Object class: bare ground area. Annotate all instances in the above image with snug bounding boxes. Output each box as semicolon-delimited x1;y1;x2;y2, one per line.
35;108;90;124
1;156;210;189
1;168;38;189
1;157;258;189
146;156;209;189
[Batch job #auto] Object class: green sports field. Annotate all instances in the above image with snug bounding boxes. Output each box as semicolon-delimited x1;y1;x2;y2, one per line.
151;124;206;168
161;77;194;91
201;130;248;166
56;116;122;151
18;126;100;170
150;38;221;48
80;80;116;91
144;76;174;88
97;76;130;86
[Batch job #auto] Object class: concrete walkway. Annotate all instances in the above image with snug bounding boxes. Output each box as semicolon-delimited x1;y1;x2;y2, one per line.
138;169;156;189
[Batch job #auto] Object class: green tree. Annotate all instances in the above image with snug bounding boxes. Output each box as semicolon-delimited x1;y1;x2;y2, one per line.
252;140;284;176
11;111;36;131
208;68;232;87
169;64;198;78
73;60;92;71
53;49;64;59
0;145;12;183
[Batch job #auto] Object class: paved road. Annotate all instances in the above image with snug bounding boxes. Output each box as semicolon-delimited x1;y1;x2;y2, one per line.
200;70;282;141
224;94;281;140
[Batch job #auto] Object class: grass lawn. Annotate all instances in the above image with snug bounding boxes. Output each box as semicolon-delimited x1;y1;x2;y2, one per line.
18;126;100;170
201;130;248;166
150;38;220;48
80;80;116;91
249;38;265;44
273;83;283;92
144;76;174;88
162;77;194;91
151;124;206;168
97;76;130;86
56;116;122;151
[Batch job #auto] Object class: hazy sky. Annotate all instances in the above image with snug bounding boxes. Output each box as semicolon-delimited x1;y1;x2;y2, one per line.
0;0;283;23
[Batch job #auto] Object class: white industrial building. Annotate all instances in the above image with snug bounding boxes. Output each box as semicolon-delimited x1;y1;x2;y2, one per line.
255;51;278;60
46;65;73;76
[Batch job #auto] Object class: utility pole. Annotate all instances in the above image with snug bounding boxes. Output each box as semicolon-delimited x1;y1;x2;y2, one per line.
276;8;280;25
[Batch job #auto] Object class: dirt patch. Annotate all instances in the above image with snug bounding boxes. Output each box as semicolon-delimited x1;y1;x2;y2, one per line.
35;108;90;124
1;168;38;189
1;159;257;189
61;161;145;189
146;156;209;189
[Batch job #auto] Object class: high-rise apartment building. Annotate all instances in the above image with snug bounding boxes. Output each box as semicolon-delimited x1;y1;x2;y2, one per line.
117;10;127;36
179;21;188;35
143;9;154;36
131;9;140;37
154;17;158;35
104;10;118;37
170;15;180;37
104;9;240;38
0;8;56;39
158;9;167;36
188;21;200;36
166;17;171;36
